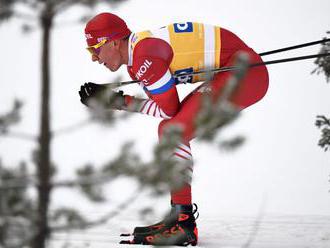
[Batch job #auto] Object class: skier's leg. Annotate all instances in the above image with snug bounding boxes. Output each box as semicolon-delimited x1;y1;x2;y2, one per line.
158;122;194;206
159;48;269;143
157;48;268;207
122;34;269;247
162;138;193;205
210;50;269;109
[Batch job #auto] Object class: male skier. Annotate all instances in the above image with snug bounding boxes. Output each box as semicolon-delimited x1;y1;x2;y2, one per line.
79;12;269;246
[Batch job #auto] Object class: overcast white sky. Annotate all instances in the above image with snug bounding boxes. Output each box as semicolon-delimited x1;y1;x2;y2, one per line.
0;0;329;218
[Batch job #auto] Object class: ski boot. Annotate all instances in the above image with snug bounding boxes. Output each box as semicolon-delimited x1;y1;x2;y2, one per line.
120;202;198;236
120;204;198;246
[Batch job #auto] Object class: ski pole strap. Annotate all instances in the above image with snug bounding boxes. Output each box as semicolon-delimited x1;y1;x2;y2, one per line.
259;38;330;56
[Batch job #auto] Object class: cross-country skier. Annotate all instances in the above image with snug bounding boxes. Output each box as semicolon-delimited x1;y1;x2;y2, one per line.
79;12;269;246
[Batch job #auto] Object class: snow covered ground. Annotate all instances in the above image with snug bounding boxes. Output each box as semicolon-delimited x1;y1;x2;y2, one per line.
50;214;330;248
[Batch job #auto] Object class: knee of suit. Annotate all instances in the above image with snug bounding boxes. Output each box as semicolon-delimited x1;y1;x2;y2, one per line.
158;119;191;142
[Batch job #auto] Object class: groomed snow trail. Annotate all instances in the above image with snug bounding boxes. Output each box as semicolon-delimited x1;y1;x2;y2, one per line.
50;214;330;248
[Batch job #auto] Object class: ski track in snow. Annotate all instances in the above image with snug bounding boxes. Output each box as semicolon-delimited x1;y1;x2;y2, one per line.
49;214;330;248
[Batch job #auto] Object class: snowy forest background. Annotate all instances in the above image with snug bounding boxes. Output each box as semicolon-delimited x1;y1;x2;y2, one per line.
0;0;329;247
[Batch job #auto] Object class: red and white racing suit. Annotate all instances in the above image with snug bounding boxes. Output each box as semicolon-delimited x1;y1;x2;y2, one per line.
123;22;269;205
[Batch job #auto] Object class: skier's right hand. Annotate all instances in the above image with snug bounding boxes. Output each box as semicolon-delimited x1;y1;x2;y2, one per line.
78;82;126;110
79;82;106;106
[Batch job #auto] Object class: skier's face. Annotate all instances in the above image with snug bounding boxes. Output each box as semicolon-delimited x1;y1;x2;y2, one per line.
92;40;123;72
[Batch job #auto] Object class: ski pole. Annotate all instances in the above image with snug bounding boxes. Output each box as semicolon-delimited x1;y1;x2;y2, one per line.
259;38;330;56
188;52;330;77
105;52;330;89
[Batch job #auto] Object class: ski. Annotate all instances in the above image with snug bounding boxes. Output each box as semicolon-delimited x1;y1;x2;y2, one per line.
120;233;132;237
119;239;135;244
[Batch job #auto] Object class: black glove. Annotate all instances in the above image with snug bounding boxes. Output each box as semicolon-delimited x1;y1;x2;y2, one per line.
79;82;105;106
79;82;126;110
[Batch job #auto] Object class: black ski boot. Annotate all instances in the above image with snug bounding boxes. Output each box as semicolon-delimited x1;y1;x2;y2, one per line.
120;204;198;246
120;202;198;236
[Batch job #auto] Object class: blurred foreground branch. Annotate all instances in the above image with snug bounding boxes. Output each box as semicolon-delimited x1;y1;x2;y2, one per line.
315;115;330;151
51;186;142;232
219;135;246;151
52;118;92;137
195;52;250;142
0;100;36;142
312;32;330;82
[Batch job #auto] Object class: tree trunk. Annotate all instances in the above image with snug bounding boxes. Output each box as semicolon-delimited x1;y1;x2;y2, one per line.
33;9;53;248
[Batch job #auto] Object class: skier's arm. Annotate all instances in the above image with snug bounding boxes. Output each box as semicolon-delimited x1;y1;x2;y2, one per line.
131;38;180;118
79;82;171;119
123;95;172;119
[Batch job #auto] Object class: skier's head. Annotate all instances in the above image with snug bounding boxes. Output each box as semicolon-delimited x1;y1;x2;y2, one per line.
84;12;131;72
